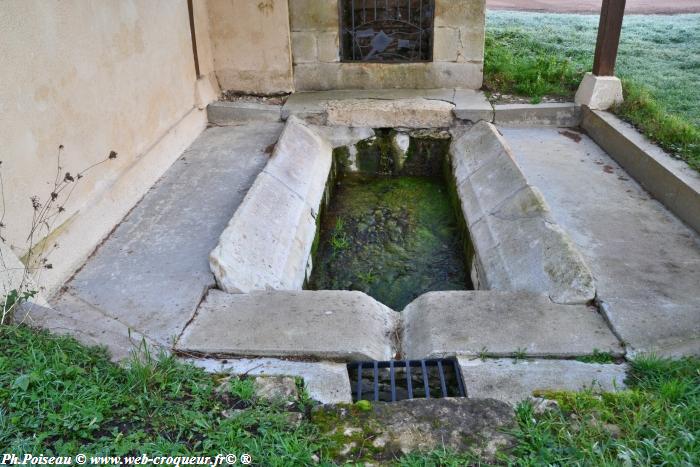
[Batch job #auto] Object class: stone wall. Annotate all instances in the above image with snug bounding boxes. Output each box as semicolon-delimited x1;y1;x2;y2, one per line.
0;0;213;296
207;0;294;94
289;0;485;90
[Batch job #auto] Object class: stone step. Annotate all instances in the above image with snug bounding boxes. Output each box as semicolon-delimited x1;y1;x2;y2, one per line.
207;101;282;125
402;291;624;359
175;290;399;361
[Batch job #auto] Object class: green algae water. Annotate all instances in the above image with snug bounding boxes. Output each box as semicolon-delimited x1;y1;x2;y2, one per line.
308;175;470;310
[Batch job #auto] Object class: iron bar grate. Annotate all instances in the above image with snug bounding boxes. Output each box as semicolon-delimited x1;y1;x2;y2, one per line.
339;0;435;62
347;358;466;402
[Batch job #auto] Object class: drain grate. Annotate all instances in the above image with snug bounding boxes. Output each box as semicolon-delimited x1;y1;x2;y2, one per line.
347;358;466;402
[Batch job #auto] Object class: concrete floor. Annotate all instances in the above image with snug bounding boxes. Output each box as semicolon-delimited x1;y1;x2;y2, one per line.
54;123;283;345
502;127;700;356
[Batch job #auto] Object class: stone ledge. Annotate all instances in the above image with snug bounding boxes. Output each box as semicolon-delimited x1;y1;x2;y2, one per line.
176;290;399;361
325;98;455;128
494;103;581;127
582;107;700;234
458;358;628;406
450;121;595;304
209;117;332;293
401;291;624;359
207;101;281;125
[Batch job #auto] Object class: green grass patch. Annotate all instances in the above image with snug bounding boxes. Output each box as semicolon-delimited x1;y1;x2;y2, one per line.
0;325;323;464
614;80;700;171
485;11;700;171
509;355;700;465
2;324;698;465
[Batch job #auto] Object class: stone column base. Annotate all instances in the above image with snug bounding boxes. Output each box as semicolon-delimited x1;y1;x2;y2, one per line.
574;72;623;110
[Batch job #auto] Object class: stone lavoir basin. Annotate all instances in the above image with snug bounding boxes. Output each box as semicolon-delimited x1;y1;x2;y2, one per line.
207;116;595;309
175;115;622;363
308;129;472;310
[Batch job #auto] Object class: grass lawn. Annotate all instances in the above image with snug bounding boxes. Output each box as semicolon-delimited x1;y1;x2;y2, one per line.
2;324;699;465
485;11;700;171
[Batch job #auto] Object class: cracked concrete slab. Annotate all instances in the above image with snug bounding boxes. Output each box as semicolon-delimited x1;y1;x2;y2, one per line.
502;127;700;356
458;358;628;406
176;290;399;361
189;357;352;404
54;123;283;346
401;291;623;359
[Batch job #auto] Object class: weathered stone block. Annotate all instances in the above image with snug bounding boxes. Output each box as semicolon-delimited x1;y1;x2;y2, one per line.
450;122;595;304
293;62;483;91
435;0;486;28
313;398;515;463
176;290;399;361
291;32;318;64
289;0;339;31
325;98;455;128
433;27;460;62
401;291;623;359
317;31;339;62
209;117;332;293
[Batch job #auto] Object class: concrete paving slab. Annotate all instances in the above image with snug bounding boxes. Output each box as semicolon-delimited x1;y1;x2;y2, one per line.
19;299;162;362
189;357;352;404
207;101;281;125
583;108;700;233
401;291;623;359
54;123;283;345
176;290;399;361
501;127;700;356
458;358;628;406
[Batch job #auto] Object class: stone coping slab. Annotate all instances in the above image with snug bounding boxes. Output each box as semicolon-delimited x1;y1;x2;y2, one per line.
282;89;492;127
324;98;454;128
189;357;352;404
458;358;628;406
209;117;332;293
582;107;700;234
207;101;282;125
401;291;623;359
450;121;595;304
176;290;399;361
493;103;581;127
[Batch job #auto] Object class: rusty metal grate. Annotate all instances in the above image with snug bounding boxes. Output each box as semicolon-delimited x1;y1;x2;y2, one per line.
347;358;466;402
339;0;435;62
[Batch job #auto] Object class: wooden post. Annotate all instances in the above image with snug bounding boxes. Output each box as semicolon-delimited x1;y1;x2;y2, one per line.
592;0;626;76
187;0;201;78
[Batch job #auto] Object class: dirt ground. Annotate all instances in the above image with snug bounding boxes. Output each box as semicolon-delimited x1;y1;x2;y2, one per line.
487;0;700;14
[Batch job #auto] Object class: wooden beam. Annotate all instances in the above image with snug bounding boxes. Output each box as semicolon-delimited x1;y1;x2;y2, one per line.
187;0;201;78
593;0;626;76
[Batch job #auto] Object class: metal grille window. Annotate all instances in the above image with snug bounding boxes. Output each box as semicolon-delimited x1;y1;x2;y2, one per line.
340;0;435;62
